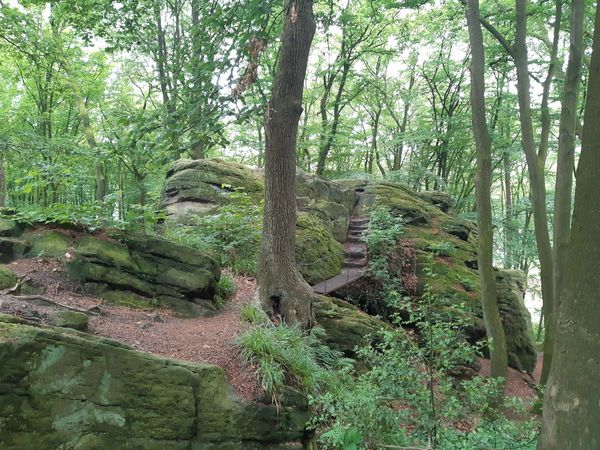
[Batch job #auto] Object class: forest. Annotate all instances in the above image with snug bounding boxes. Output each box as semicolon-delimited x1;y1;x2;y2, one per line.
0;0;598;448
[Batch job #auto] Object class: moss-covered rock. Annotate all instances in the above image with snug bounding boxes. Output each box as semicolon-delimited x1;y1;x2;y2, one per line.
304;200;350;242
23;230;71;259
495;270;537;372
162;158;265;216
47;310;89;331
0;218;20;237
313;295;389;356
295;213;342;285
0;316;310;449
0;237;30;263
0;265;17;290
417;191;455;213
69;234;221;317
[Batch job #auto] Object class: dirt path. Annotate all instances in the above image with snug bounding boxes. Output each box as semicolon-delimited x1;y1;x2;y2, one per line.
3;258;260;400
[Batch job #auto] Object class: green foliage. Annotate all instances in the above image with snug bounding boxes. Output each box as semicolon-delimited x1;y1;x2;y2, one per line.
362;206;404;287
237;323;351;406
240;304;269;325
163;189;262;275
214;273;236;309
311;292;539;449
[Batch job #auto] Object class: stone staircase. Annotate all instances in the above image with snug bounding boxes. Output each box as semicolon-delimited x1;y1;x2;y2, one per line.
312;215;369;295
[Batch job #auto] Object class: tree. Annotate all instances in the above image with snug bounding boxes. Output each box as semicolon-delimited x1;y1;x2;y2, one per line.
513;0;555;383
538;2;600;446
258;0;317;327
465;0;508;380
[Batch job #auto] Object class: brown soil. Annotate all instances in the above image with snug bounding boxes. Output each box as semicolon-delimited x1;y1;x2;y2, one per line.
2;258;260;401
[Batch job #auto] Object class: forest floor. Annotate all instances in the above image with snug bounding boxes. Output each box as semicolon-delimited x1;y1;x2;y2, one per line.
1;257;541;404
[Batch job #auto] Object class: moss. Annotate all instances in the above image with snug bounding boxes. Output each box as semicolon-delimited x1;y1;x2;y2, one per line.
313;295;390;356
23;230;71;259
0;218;20;237
47;311;89;331
304;200;349;242
100;290;155;309
295;212;342;285
0;319;309;448
0;265;17;290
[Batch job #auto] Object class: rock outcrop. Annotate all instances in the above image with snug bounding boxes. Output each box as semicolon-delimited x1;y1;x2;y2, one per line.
69;234;221;317
0;314;310;449
161;159;537;372
0;224;223;318
162;159;355;284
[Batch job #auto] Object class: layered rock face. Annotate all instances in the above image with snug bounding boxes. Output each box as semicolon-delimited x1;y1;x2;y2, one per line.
0;315;310;449
0;222;222;317
161;159;536;372
162;159;354;285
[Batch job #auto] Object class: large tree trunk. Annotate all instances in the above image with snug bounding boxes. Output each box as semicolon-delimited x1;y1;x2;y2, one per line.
537;3;600;446
259;0;317;327
551;0;584;380
465;0;508;380
514;0;555;384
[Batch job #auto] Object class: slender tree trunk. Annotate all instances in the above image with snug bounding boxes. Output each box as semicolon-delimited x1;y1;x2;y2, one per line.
0;157;5;207
259;0;317;327
514;0;555;383
538;4;600;446
503;144;513;269
551;0;584;381
466;0;508;381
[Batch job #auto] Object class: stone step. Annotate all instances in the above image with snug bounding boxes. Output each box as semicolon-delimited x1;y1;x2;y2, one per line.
347;236;362;243
344;248;366;258
344;258;367;268
349;225;368;232
350;218;369;226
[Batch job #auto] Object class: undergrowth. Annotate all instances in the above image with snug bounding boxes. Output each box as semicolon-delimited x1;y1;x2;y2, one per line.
163;189;262;275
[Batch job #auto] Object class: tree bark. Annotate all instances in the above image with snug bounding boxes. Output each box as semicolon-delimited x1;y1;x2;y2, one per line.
466;0;508;380
551;0;584;382
258;0;317;327
538;3;600;446
514;0;555;383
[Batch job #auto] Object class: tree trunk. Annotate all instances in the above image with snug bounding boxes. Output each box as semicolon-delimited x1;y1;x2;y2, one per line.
514;0;555;384
538;3;600;446
466;0;508;381
258;0;317;327
551;0;584;381
0;157;5;207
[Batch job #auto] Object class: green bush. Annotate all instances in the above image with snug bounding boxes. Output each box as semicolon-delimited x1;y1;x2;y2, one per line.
240;304;269;325
163;189;262;275
310;286;539;450
214;273;237;308
236;323;351;406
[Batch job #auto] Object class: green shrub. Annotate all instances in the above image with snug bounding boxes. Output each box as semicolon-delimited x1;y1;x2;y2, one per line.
214;273;237;308
240;304;269;325
310;286;539;450
163;189;262;275
236;324;351;406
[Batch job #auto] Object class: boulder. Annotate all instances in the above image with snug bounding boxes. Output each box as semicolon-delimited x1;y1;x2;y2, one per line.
0;315;310;449
313;295;389;356
495;270;537;372
417;191;455;213
23;230;72;259
162;159;264;216
295;213;342;285
47;310;89;331
0;218;21;237
0;265;17;290
69;234;221;317
303;200;350;243
0;237;30;263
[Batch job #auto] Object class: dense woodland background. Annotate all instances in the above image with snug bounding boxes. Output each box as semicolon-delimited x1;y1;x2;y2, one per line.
1;0;594;283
